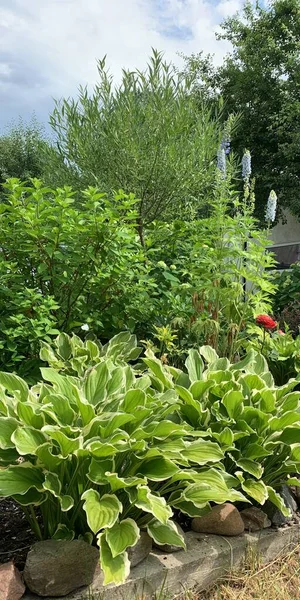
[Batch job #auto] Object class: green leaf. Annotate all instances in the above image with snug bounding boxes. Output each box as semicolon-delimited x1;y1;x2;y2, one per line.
106;367;125;396
182;439;224;464
40;369;75;403
0;417;19;449
43;472;74;511
280;427;300;444
143;357;172;389
0;372;28;402
182;470;246;506
52;524;75;541
200;346;218;364
0;464;44;496
222;390;244;420
147;519;186;550
17;403;44;429
42;394;75;426
57;333;72;360
42;426;81;457
269;412;300;432
104;473;147;493
12;427;46;455
98;532;130;585
72;385;95;426
189;380;214;400
134;486;172;523
106;519;140;557
83;362;109;405
36;442;63;470
267;486;291;517
87;458;115;485
235;459;264;479
122;389;146;412
241;479;268;504
185;349;204;382
137;456;179;481
82;490;122;533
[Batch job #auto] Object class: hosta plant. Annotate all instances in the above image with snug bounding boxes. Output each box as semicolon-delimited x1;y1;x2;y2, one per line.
143;345;300;515
0;334;245;585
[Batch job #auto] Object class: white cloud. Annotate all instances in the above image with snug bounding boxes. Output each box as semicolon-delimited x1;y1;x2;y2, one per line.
0;0;249;127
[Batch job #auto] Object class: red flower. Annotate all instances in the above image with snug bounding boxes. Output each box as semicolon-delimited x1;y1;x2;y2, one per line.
256;314;277;330
278;329;285;335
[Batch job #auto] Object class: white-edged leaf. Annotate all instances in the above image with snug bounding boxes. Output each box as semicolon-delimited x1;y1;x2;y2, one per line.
98;532;130;585
82;490;122;533
106;519;140;557
147;519;186;549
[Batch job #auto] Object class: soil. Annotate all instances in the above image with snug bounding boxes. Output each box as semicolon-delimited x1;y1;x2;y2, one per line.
0;498;37;570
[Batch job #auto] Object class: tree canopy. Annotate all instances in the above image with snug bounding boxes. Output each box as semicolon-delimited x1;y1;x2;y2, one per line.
49;50;221;239
182;0;300;220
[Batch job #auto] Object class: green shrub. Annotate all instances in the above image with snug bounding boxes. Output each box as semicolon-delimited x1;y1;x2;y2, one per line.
144;344;300;511
0;179;154;376
0;332;245;585
41;332;300;508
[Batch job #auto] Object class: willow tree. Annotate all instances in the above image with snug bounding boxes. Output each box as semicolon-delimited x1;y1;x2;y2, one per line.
49;50;221;243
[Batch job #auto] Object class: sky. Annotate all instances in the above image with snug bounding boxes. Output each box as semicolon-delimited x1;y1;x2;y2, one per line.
0;0;246;132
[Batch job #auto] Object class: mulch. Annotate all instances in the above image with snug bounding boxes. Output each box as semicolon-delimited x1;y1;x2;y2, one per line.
0;498;37;570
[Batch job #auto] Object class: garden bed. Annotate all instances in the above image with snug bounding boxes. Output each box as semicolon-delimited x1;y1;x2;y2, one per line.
0;499;37;570
21;524;300;600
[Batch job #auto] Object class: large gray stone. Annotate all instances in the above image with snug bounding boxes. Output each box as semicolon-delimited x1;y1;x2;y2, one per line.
128;532;152;567
192;503;244;536
23;539;99;597
0;562;25;600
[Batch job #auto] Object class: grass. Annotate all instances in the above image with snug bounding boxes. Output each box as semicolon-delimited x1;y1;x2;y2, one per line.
177;544;300;600
80;544;300;600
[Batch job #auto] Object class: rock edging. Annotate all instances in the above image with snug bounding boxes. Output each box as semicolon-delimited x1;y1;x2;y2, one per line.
23;524;300;600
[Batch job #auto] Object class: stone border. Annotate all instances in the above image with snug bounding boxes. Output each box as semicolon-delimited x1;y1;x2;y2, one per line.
23;525;300;600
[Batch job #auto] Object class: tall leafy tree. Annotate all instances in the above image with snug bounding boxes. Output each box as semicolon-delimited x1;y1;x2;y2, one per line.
182;0;300;220
0;118;48;185
49;50;221;243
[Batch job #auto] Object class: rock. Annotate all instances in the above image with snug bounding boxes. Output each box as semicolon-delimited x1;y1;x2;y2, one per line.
240;507;271;531
153;522;186;553
23;539;99;597
290;484;300;507
265;485;297;527
128;532;152;567
281;485;298;513
191;503;244;536
0;562;25;600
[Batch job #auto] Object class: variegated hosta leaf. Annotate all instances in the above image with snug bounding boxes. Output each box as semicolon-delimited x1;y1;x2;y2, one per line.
133;486;172;523
82;490;122;533
43;472;74;511
0;417;19;449
41;426;81;457
181;439;224;464
106;518;140;557
98;532;130;585
0;463;44;496
137;456;179;481
241;479;268;504
267;486;291;517
147;520;186;549
11;427;46;455
0;371;29;402
185;349;204;382
52;524;75;541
